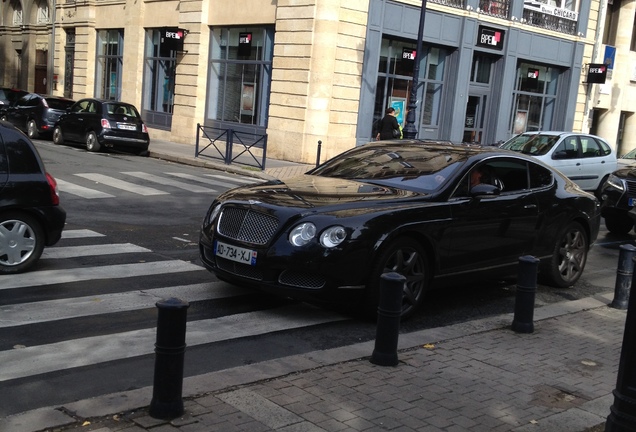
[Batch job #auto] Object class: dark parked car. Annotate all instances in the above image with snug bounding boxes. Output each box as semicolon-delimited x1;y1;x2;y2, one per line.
599;168;636;234
0;93;75;139
53;98;150;155
0;121;66;274
199;140;601;317
0;87;28;106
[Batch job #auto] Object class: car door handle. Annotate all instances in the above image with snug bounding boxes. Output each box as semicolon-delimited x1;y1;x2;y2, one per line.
524;204;537;209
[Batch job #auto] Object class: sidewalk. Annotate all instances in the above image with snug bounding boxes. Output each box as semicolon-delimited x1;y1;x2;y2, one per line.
1;293;622;432
1;139;624;432
147;139;315;181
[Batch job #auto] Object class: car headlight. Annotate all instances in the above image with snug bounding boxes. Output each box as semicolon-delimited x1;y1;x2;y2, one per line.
206;203;222;226
606;174;625;192
289;222;316;246
320;226;347;248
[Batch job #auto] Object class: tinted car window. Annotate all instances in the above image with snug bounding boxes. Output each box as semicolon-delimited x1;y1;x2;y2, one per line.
106;103;140;117
46;98;74;110
0;141;7;175
6;138;42;174
553;137;579;159
71;100;92;113
529;162;553;188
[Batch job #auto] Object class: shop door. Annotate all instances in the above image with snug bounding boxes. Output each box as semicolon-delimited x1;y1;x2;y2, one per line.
463;94;487;144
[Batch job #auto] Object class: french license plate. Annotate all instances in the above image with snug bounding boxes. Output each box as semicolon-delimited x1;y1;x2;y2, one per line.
214;240;257;265
630;198;636;206
118;124;136;131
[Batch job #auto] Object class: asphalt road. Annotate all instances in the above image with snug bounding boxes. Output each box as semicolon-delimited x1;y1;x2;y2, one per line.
0;139;628;417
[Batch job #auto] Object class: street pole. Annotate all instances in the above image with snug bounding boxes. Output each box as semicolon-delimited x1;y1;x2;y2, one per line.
402;0;428;140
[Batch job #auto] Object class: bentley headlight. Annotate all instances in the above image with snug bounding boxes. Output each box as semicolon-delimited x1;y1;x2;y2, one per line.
606;174;625;192
207;203;222;225
289;222;316;246
320;226;347;248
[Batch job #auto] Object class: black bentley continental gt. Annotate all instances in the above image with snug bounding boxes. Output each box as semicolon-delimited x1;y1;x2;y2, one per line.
199;141;601;318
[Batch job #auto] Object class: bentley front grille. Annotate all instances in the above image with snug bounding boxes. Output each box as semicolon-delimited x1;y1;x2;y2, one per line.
217;207;279;245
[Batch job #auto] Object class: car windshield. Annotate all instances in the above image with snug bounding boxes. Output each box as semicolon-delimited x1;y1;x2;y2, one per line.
310;144;469;193
621;148;636;159
501;134;560;156
106;104;140;117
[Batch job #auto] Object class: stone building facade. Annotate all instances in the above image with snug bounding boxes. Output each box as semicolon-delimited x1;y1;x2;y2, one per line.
3;0;632;163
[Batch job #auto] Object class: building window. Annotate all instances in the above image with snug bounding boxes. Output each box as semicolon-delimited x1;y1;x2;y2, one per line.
374;38;448;132
206;27;274;128
523;0;579;35
631;12;636;51
12;3;23;26
510;62;559;133
37;2;49;24
603;0;620;45
95;30;124;100
142;29;178;130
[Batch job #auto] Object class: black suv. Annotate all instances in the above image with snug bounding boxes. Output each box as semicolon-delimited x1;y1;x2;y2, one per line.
0;87;28;106
599;168;636;234
0;93;75;139
0;121;66;274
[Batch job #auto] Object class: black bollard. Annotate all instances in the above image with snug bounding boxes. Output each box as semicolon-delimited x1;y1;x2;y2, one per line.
370;272;404;367
606;262;636;431
611;244;636;310
511;255;540;334
149;297;190;420
316;140;322;168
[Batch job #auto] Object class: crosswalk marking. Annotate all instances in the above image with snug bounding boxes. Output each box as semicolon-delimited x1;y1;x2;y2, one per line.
0;304;347;382
75;173;168;196
0;260;203;290
61;229;106;239
123;171;217;193
205;174;259;184
167;172;244;189
42;243;150;259
56;179;115;199
0;282;250;328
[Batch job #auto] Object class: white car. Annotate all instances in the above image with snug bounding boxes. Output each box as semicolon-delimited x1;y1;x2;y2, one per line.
617;147;636;168
500;131;617;195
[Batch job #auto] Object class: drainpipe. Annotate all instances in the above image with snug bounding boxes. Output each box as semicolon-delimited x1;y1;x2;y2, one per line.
48;0;57;94
582;0;607;133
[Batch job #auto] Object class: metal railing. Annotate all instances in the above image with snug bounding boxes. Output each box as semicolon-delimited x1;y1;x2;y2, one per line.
194;123;268;171
522;9;577;35
429;0;465;9
479;0;510;18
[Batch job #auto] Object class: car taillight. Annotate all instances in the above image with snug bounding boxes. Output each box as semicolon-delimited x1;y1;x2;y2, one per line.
142;123;148;133
46;172;60;205
101;118;111;129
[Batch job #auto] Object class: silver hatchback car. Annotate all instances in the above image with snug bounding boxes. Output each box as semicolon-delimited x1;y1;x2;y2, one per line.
501;131;616;195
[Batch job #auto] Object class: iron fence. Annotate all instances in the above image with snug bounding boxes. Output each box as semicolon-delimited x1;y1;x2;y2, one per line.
195;123;268;171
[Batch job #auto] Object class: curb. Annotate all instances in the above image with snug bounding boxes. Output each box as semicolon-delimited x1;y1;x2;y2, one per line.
0;292;616;432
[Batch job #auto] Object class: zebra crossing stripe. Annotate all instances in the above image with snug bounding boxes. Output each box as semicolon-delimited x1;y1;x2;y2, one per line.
56;179;115;199
75;173;168;196
167;172;243;189
0;304;347;382
204;174;259;184
42;243;150;259
0;282;249;328
122;171;217;193
61;229;106;239
0;260;203;290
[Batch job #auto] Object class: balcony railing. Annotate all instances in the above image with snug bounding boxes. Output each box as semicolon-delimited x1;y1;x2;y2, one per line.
429;0;465;10
522;9;577;35
479;0;510;18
